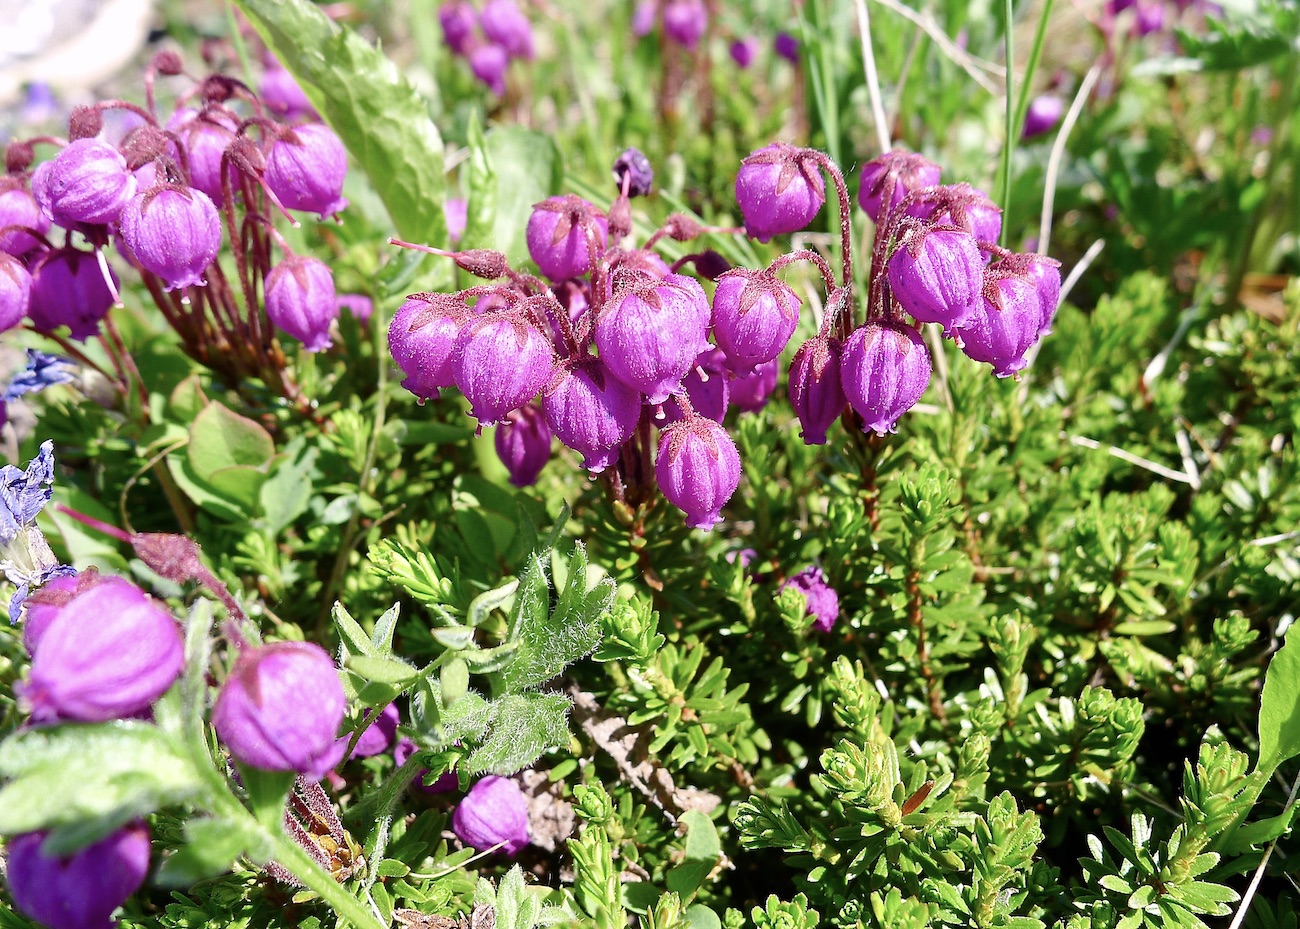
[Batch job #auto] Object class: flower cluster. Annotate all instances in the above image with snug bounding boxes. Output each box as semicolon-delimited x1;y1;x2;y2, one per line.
0;52;350;407
389;141;1059;529
439;0;535;95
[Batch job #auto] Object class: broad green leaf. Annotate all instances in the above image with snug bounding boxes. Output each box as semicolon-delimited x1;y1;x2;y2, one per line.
166;455;249;522
472;126;563;266
234;0;447;245
685;904;723;929
0;722;203;842
1258;622;1300;775
465;693;571;775
260;438;320;534
155;817;262;886
187;402;275;481
204;464;269;511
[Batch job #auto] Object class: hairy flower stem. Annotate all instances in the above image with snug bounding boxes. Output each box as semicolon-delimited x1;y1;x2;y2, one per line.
768;249;836;293
806;151;856;293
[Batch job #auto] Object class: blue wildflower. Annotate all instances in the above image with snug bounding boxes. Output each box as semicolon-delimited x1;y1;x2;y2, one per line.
3;350;76;403
0;440;74;621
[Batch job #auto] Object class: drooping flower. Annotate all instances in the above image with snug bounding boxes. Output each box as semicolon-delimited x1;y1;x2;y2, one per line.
19;570;82;653
729;37;758;68
260;65;317;121
265;255;338;352
594;272;710;403
856;149;942;224
954;265;1044;377
787;334;845;445
264;124;348;219
774;31;799;62
662;0;707;47
453;776;530;856
394;738;459;794
710;268;801;372
542;360;642;473
212;641;348;780
781;566;840;632
1022;94;1065;140
495;404;553;487
20;575;184;722
118;185;221;291
661;349;729;425
728;358;779;412
469;44;510;96
0;177;51;256
345;702;401;760
169;108;239;205
655;412;742;530
734;143;825;243
886;221;983;332
388;292;472;401
31;138;136;228
452;306;556;425
525;196;608;281
840;321;931;435
439;2;479;55
27;247;117;341
6;822;152;929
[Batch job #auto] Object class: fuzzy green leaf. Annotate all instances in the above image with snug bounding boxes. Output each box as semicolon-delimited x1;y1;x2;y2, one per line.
466;692;571;775
1258;621;1300;776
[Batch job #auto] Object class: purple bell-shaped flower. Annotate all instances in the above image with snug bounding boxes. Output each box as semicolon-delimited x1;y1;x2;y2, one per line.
0;177;51;255
394;738;459;794
734;143;825;243
260;65;316;121
886;220;983;333
264;124;348;218
0;252;32;333
453;306;556;425
840;321;931;435
710;268;801;372
27;247;117;341
453;776;530;856
495;403;552;487
1019;252;1063;336
388;292;472;401
345;702;401;760
481;0;535;59
926;183;1003;246
729;37;758;68
728;358;778;412
781;566;840;632
594;272;710;404
118;185;221;291
856;149;942;224
20;571;82;654
774;31;799;63
440;2;479;55
787;334;845;445
7;822;151;929
525;195;608;281
954;265;1043;377
656;411;742;530
31;138;136;228
663;0;707;48
19;576;184;723
470;44;510;96
171;108;239;205
542;360;642;473
265;255;338;352
212;640;347;780
1022;94;1065;140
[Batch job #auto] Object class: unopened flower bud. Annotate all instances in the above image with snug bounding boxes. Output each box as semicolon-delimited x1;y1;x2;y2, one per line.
394;738;458;794
7;822;151;929
455;249;510;279
1022;94;1065;140
67;105;104;141
0;177;51;255
735;144;825;243
612;147;654;198
840;321;931;435
440;2;479;55
470;44;509;96
212;641;347;780
266;255;338;352
856;150;942;224
453;776;530;856
663;0;707;48
656;412;742;530
19;576;183;722
388;292;472;400
481;0;535;59
730;37;758;68
774;32;799;63
0;252;32;333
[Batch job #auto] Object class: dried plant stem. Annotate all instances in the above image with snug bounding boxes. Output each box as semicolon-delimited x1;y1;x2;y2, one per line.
853;0;891;154
1039;65;1102;254
907;567;946;723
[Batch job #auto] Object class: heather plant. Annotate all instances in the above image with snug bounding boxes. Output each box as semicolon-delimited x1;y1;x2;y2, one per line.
0;1;1297;929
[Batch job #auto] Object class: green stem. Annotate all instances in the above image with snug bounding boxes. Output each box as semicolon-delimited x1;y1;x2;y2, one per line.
265;828;386;929
1011;0;1055;155
996;0;1016;246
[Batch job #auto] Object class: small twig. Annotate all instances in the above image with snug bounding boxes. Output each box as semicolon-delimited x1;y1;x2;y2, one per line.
1251;530;1300;548
1174;429;1201;490
853;0;891;154
1067;434;1198;485
1039;65;1103;254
